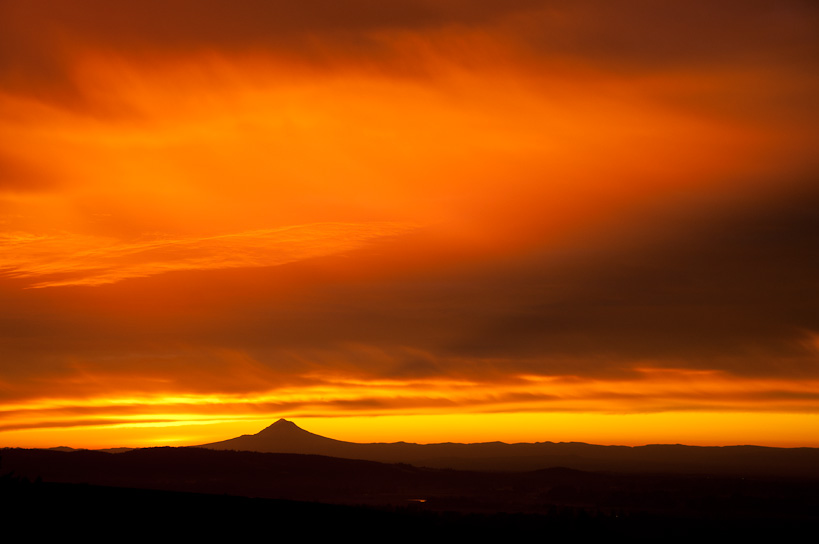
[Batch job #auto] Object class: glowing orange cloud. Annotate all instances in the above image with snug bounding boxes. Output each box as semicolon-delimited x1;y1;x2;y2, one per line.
0;222;415;287
1;1;817;450
2;362;818;448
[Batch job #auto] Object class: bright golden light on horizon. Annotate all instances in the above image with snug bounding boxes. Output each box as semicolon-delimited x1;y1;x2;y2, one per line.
3;412;818;451
1;1;818;451
3;367;819;449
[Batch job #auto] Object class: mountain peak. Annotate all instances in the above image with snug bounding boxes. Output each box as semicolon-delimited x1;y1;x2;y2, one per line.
258;418;305;434
197;418;345;453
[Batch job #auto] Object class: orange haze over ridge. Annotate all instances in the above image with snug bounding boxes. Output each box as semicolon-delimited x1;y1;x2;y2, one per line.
1;1;818;449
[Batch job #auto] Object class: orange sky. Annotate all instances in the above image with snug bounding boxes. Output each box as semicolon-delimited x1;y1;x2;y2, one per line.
1;1;818;449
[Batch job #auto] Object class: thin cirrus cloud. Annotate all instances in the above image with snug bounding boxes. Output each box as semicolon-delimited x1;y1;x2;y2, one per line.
0;222;415;288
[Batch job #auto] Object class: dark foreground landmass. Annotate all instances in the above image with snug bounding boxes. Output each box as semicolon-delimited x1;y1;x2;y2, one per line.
2;446;817;538
6;478;814;540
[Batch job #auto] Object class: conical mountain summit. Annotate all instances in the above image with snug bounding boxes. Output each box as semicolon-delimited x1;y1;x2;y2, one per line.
257;418;309;435
258;418;330;436
197;418;349;454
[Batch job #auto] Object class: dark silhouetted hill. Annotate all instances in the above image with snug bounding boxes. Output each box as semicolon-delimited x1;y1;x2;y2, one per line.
196;419;819;478
2;445;817;538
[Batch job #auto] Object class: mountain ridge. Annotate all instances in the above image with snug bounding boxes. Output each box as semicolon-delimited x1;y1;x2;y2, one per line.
192;419;819;477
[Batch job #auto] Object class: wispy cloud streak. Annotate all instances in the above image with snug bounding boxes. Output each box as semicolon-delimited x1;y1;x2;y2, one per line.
0;222;415;288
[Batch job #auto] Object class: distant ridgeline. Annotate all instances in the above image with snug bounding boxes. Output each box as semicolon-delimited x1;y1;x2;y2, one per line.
193;419;819;477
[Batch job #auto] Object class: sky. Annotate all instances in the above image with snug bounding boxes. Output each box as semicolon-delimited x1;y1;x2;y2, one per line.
1;0;818;449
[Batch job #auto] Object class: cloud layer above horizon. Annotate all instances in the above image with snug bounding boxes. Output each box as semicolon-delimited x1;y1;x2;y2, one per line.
1;0;818;445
